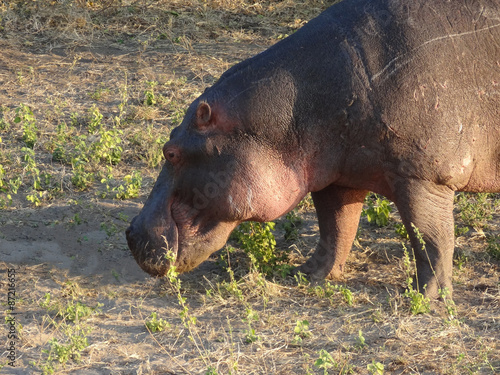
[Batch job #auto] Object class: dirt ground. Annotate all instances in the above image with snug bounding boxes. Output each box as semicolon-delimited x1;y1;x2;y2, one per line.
0;1;499;374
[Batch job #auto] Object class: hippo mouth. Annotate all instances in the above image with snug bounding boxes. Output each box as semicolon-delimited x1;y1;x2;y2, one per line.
126;205;180;277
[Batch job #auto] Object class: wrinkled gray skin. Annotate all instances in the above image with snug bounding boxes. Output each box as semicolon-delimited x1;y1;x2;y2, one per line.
126;0;500;298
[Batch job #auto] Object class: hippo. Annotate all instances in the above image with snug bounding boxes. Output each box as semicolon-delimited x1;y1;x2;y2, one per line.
126;0;500;298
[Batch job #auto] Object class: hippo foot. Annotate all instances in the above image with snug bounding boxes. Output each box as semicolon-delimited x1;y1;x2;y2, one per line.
294;258;345;282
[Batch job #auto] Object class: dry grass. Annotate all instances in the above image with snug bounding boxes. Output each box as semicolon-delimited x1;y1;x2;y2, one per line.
0;1;499;374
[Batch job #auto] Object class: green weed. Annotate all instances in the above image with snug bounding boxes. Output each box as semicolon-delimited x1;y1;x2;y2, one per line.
310;282;354;306
144;80;158;106
486;235;500;260
41;324;91;374
22;147;44;205
0;164;13;207
87;105;103;133
90;127;123;164
292;319;312;345
314;349;336;375
64;301;101;323
71;160;94;190
0;107;10;131
231;221;291;277
168;99;188;125
243;308;260;344
101;171;142;199
282;209;302;242
402;244;430;315
356;330;366;349
439;287;457;321
362;194;392;227
40;293;101;322
100;221;119;237
15;104;37;148
37;290;99;374
454;224;470;237
145;312;170;333
89;84;110;101
218;266;244;301
205;366;218;375
367;360;384;375
455;192;496;229
394;223;408;239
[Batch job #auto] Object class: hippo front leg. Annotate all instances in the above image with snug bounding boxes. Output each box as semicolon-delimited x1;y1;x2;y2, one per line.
298;185;368;280
394;179;455;299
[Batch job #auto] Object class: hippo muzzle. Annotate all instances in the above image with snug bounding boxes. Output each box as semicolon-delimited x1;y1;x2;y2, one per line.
126;211;178;277
125;166;179;277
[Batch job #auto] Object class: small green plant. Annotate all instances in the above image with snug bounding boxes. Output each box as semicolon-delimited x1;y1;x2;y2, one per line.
356;330;366;349
145;312;170;333
168;99;188;125
232;221;290;277
402;244;430;315
0;107;10;131
102;171;142;199
243;326;259;344
362;194;392;227
243;308;260;344
486;235;500;260
0;164;21;207
367;360;384;375
294;272;310;288
455;192;495;229
282;209;302;241
144;80;158;106
15;104;38;148
314;349;336;375
71;159;94;190
163;249;203;355
338;285;354;306
64;301;101;322
87;105;103;133
40;293;101;322
41;324;91;374
89;84;110;101
312;282;355;306
205;366;218;375
38;291;98;374
91;127;123;164
70;112;80;127
0;165;9;197
220;266;244;301
72;213;82;225
146;124;168;167
439;287;457;321
292;319;312;345
395;223;408;239
100;221;119;237
22;147;44;206
454;224;470;237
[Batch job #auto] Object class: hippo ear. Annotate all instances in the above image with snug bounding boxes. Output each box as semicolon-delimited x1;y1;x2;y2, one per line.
195;101;238;132
196;101;212;129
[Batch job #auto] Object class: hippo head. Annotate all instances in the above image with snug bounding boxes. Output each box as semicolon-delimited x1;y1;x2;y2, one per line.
126;86;308;277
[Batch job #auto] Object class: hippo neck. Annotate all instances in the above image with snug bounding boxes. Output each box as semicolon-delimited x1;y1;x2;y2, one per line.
209;7;379;194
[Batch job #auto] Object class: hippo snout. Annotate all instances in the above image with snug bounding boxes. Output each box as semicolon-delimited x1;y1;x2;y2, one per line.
125;214;179;277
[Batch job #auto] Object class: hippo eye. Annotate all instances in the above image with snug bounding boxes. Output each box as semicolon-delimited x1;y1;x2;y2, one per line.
164;145;181;165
